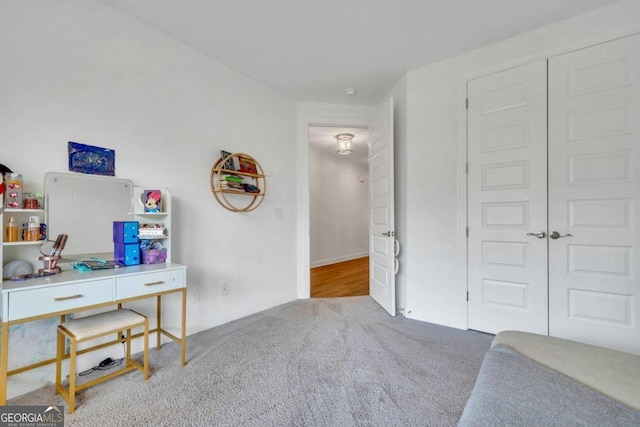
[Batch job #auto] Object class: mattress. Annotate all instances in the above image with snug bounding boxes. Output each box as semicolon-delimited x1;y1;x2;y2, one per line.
492;331;640;411
459;343;640;426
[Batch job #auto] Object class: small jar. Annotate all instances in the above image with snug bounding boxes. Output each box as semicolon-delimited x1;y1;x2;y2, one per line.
25;216;41;241
23;198;38;209
4;216;19;242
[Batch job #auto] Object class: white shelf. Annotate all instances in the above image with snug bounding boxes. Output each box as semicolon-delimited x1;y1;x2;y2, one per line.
2;241;44;247
4;208;45;214
2;208;48;281
135;212;169;217
133;187;172;264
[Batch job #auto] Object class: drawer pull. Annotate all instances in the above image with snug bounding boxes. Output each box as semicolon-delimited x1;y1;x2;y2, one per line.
144;280;165;287
54;294;82;302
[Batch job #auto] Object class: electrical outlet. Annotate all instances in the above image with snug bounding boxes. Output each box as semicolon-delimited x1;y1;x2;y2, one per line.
189;289;200;303
222;282;229;296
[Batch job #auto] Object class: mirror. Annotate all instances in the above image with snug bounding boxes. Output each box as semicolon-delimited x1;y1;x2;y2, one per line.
44;172;134;258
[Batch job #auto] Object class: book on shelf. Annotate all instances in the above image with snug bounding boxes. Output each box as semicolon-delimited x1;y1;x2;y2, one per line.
140;223;165;229
238;156;258;174
218;181;261;194
139;230;167;238
243;183;260;193
138;223;167;238
221;174;244;183
219;181;244;191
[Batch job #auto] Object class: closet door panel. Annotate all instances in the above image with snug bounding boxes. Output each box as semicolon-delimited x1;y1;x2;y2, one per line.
548;33;640;355
467;60;548;335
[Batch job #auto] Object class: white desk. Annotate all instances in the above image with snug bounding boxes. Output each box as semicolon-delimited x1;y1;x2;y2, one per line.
0;263;187;404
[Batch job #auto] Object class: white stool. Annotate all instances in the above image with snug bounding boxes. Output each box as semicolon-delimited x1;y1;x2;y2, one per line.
55;309;149;413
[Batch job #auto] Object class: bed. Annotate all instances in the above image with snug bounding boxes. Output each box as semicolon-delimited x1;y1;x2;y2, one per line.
459;331;640;426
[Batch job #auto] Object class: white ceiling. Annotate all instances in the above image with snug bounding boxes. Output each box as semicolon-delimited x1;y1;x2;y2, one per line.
99;0;619;105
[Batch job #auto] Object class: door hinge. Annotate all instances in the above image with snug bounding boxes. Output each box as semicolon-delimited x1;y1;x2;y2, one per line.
466;98;469;109
465;162;469;174
466;291;469;302
466;227;469;238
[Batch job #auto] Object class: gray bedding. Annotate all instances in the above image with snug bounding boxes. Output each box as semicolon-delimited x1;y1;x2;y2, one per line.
458;344;640;426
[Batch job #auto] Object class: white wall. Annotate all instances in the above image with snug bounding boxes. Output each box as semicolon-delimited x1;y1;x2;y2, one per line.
404;0;640;329
1;0;297;396
309;150;368;267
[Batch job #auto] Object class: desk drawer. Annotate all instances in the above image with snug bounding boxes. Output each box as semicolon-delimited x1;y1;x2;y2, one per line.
9;279;114;321
115;269;185;300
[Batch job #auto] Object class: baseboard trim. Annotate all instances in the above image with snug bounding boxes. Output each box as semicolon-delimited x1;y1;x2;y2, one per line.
310;253;368;268
190;292;299;335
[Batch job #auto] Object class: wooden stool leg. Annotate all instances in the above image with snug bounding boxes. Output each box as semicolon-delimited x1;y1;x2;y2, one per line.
68;338;76;414
126;328;132;366
55;329;63;395
143;318;149;380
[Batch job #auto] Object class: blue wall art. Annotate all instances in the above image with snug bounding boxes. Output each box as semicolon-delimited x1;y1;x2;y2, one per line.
68;141;115;176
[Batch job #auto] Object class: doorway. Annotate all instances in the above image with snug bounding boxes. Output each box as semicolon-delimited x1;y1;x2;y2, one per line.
308;125;370;298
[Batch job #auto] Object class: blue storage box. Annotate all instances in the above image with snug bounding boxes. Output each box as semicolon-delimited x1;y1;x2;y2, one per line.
113;221;140;265
114;243;140;266
113;221;139;244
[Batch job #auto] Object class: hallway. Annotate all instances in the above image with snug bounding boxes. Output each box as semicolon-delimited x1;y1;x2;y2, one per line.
310;257;369;298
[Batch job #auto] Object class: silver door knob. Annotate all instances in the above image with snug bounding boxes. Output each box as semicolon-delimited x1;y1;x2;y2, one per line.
550;231;573;240
526;231;546;238
381;231;394;237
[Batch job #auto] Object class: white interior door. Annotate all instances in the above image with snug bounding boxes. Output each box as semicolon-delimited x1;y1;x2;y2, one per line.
548;33;640;355
467;60;548;335
369;98;396;316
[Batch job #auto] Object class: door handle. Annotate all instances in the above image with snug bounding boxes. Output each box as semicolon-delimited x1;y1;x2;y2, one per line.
526;231;546;239
381;231;395;237
550;231;573;240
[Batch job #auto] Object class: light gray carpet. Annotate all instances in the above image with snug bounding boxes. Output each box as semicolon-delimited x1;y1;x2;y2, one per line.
9;296;493;426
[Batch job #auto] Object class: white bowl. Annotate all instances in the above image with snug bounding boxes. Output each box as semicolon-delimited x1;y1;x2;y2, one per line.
3;260;33;278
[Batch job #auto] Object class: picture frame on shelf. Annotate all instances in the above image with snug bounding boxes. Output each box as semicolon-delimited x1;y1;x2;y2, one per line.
143;189;162;213
220;150;236;171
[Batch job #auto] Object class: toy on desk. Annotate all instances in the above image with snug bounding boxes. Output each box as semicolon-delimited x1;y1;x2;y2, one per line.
72;257;123;272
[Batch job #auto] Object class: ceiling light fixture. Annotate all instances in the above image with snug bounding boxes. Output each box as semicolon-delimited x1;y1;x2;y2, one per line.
336;133;354;155
345;88;357;96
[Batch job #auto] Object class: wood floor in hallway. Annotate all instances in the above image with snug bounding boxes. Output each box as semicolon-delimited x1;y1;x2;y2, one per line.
310;256;369;298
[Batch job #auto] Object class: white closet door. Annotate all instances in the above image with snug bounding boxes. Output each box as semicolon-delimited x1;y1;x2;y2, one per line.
467;60;548;335
548;34;640;355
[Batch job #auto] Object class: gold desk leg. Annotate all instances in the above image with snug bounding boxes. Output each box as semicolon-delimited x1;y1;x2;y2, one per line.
181;288;187;367
1;321;9;405
156;295;162;350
